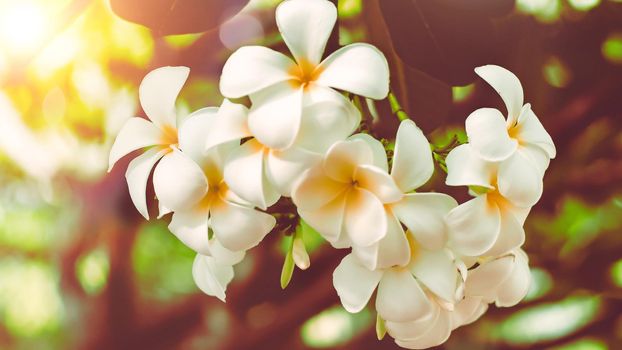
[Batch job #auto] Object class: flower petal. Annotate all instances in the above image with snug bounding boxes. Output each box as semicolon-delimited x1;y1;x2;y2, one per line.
519;144;550;176
390;120;434;192
275;0;336;65
178;107;218;163
445;144;496;189
344;188;387;247
209;239;245;265
497;151;543;208
375;209;410;268
108;117;162;171
323;139;373;183
139;66;189;128
392;193;457;250
317;43;390;99
298;194;347;244
296;88;361;154
169;209;211;255
385;306;439;341
153;150;208;212
465;255;514;301
474;65;524;124
394;308;452;349
210;200;276;251
348;133;388;172
411;249;458;303
354;165;403;203
446;196;501;257
292;165;348;211
224;139;278;210
485;211;525;257
376;269;432;322
158;201;172;219
205;100;252;151
509;205;531;226
248;83;303;150
466;108;518;162
220;46;294;98
451;296;487;329
352;208;409;270
332;254;383;313
265;146;321;196
495;250;531;307
517;105;556;158
192;254;234;302
125;147;167;219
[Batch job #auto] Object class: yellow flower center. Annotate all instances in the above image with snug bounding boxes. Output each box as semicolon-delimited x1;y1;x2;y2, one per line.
196;181;229;212
195;159;229;213
160;124;178;152
288;58;323;90
507;123;523;145
484;177;513;213
406;233;421;265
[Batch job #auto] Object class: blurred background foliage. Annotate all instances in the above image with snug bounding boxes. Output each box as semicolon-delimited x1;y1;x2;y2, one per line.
0;0;621;349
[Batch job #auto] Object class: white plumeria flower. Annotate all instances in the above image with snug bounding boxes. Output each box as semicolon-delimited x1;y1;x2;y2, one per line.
291;136;400;248
219;0;389;150
192;239;245;302
466;65;556;173
385;292;489;350
204;91;359;209
463;248;531;307
108;66;190;219
349;121;458;270
292;120;456;261
332;234;463;324
445;144;538;257
152;105;276;255
384;251;528;349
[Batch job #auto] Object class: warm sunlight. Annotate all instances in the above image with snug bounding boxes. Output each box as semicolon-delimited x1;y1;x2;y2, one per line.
0;1;49;56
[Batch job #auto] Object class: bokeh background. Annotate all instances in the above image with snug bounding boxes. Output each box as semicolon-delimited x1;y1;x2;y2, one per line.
0;0;621;349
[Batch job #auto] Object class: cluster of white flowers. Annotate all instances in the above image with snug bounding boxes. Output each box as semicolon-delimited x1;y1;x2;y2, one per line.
108;0;555;348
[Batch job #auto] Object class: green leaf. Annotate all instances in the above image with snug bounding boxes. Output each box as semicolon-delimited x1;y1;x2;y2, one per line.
376;313;387;340
469;185;491;196
280;236;295;289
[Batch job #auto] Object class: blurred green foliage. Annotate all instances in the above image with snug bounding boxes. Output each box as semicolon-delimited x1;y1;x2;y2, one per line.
76;248;110;295
495;296;601;345
132;222;196;300
301;306;372;348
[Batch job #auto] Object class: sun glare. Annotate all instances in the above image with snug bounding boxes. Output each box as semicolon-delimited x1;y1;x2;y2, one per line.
0;1;49;56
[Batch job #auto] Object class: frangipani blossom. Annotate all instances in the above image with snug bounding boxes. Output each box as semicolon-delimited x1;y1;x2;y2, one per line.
219;0;389;150
154;105;276;255
192;239;245;302
466;65;556;174
445;144;537;257
204;92;358;209
108;66;190;219
383;250;529;349
332;234;463;324
293;120;457;267
386;294;486;350
291;136;401;248
350;121;458;270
